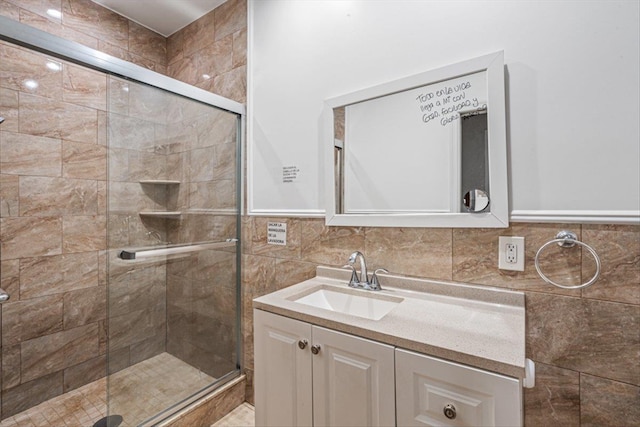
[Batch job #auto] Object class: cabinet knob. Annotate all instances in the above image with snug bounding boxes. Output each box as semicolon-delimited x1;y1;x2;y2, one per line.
298;340;308;350
443;403;457;420
311;344;321;355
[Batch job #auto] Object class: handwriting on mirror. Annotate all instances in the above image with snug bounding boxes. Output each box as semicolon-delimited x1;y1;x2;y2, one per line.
414;80;486;127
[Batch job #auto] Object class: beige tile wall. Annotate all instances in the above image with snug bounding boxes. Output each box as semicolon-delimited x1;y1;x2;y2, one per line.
163;103;240;379
0;0;168;419
166;0;247;104
1;0;246;420
105;75;240;384
0;0;167;74
157;0;246;381
0;40;107;418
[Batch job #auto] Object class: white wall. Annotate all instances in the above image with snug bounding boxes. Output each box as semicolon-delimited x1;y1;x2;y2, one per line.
248;0;640;222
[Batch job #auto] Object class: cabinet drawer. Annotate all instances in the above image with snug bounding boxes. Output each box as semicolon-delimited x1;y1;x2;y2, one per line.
395;348;522;427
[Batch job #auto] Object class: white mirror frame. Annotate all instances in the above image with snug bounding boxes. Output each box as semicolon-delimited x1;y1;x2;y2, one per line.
323;51;508;228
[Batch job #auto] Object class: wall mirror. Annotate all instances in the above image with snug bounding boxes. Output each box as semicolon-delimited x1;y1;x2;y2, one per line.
323;51;509;227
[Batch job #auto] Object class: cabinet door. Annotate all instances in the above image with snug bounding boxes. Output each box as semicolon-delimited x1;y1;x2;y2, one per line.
395;348;522;427
254;309;313;427
312;326;395;427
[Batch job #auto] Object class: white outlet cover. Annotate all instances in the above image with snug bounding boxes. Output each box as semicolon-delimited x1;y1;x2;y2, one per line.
498;236;525;271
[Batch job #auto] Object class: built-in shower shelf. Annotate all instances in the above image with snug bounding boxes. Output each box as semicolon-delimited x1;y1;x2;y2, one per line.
139;211;182;218
139;180;181;185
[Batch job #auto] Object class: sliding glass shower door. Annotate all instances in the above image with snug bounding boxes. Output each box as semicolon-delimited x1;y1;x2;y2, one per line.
106;76;241;425
0;16;243;426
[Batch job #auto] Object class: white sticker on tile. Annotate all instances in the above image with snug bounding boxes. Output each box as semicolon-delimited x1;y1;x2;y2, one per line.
267;222;287;246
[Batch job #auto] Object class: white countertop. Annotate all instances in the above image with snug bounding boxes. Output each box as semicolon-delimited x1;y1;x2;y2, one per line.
253;266;526;378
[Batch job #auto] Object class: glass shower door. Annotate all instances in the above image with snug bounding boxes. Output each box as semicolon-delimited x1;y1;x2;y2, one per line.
106;76;241;425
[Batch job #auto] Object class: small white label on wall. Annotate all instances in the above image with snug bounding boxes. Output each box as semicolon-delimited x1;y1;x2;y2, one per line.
282;166;300;183
267;222;287;245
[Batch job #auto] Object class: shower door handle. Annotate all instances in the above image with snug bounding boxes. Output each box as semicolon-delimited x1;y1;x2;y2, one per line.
118;239;238;260
0;288;10;303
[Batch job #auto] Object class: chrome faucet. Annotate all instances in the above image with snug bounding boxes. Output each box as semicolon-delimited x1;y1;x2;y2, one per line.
344;251;388;291
348;251;370;288
344;251;389;291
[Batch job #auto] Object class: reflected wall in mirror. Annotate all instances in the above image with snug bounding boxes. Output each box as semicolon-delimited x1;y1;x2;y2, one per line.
323;51;508;228
337;71;487;214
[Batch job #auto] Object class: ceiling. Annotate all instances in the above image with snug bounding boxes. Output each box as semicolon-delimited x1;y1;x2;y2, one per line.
91;0;227;37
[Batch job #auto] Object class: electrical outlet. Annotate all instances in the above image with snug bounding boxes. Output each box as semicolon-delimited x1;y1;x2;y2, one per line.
505;243;518;263
499;236;525;271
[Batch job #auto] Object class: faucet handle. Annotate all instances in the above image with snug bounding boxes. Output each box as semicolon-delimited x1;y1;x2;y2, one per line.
370;268;389;291
342;265;360;288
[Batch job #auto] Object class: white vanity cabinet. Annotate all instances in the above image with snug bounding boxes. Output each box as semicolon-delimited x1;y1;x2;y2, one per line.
254;309;395;427
253;268;527;427
395;349;522;426
255;309;524;427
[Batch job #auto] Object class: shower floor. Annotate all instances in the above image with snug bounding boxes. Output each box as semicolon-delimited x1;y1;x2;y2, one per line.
0;352;214;427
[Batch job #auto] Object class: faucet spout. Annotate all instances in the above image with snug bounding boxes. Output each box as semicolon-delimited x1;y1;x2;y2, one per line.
348;251;369;287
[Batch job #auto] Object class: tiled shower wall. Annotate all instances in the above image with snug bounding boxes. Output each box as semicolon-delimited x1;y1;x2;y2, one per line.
0;0;167;74
0;0;169;417
163;102;240;379
0;40;108;417
0;42;181;418
0;0;246;419
163;0;246;381
166;0;247;104
105;77;172;375
106;76;240;390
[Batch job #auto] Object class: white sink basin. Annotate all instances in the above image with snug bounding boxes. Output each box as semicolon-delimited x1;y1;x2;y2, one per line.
291;286;403;320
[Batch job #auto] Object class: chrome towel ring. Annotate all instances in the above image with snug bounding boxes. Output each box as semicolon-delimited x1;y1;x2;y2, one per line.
534;230;601;289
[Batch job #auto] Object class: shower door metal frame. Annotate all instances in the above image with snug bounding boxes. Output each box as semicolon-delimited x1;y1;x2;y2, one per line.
0;14;245;423
0;16;245;116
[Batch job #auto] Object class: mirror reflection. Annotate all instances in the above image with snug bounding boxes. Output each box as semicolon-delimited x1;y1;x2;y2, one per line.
324;51;508;228
463;189;490;212
334;71;488;215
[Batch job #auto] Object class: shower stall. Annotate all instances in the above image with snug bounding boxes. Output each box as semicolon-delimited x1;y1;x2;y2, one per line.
0;17;243;426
